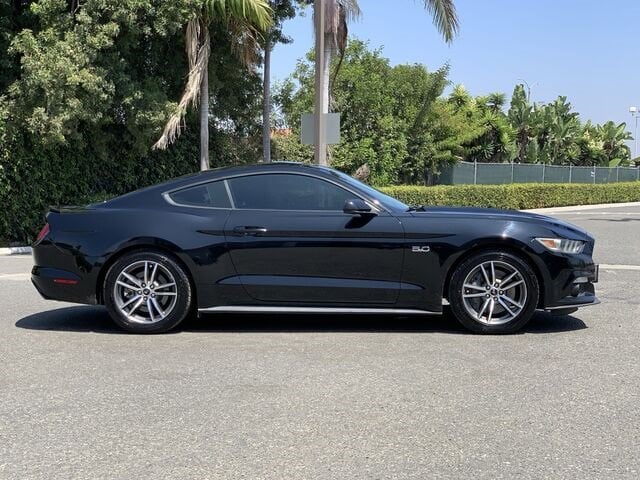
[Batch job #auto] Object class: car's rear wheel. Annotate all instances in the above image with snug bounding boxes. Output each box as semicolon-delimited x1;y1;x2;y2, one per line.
448;251;539;334
104;251;193;333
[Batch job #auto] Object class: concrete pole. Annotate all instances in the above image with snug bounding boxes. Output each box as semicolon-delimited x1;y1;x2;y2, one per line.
634;113;638;158
314;0;327;166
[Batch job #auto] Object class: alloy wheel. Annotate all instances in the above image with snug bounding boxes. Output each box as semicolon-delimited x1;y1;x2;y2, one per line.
461;260;528;325
113;260;178;324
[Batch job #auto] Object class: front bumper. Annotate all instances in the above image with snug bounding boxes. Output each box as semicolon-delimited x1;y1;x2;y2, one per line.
541;261;599;313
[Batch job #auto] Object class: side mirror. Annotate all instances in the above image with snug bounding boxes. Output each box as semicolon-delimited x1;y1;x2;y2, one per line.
343;198;375;216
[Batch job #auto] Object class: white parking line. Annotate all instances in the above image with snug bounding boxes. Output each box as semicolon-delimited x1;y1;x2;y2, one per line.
552;212;640;216
524;201;640;214
600;264;640;271
0;273;30;280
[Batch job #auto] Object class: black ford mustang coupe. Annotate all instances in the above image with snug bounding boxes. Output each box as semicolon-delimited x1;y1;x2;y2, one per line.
32;162;599;334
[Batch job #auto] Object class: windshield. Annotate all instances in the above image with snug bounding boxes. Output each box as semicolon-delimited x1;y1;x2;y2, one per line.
328;170;409;212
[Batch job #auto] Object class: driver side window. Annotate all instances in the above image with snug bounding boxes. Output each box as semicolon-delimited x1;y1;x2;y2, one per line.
227;173;354;211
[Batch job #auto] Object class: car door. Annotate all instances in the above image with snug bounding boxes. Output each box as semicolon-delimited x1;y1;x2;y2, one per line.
163;179;254;307
222;172;405;305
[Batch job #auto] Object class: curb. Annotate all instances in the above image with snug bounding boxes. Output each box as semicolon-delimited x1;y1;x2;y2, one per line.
0;246;32;256
523;201;640;214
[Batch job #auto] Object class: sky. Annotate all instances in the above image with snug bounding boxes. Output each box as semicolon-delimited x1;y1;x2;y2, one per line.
270;0;640;136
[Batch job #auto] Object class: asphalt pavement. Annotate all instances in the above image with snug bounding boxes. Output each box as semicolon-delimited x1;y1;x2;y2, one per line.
1;204;639;479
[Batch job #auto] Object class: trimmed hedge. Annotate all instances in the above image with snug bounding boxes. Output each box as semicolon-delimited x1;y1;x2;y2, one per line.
379;182;640;210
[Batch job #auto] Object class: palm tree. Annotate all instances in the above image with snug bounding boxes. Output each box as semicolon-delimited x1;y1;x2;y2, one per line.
314;0;459;164
546;97;580;164
262;1;296;163
508;84;534;162
318;0;361;116
153;0;272;171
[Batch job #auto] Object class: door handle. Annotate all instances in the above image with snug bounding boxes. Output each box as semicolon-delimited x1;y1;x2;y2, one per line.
232;226;268;236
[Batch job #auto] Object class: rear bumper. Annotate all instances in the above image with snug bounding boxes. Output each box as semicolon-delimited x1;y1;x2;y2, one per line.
31;266;97;305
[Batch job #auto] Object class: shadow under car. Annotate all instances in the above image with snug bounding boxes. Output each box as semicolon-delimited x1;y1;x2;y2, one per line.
15;305;588;335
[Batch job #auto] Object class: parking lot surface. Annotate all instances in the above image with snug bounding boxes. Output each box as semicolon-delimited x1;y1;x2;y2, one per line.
1;204;639;479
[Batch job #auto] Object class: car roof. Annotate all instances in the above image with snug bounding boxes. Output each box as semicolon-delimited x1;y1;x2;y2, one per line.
173;162;336;186
104;162;338;207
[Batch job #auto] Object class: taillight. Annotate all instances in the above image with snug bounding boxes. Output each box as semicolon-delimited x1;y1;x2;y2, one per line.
35;223;50;243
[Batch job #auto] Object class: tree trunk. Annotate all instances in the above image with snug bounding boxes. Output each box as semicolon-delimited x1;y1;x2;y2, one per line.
262;36;272;163
199;59;209;171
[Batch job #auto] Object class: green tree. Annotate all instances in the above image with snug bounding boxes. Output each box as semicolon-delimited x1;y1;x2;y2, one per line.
448;84;473;112
0;1;271;241
597;121;632;166
484;92;506;114
153;0;272;171
312;0;458;165
507;89;633;167
443;88;515;165
536;97;581;164
276;40;472;184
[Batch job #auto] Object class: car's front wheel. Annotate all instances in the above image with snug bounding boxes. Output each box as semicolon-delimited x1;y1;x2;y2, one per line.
448;251;539;334
104;251;193;333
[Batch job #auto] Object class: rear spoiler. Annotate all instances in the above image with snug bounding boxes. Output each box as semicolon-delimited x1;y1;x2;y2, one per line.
48;205;97;214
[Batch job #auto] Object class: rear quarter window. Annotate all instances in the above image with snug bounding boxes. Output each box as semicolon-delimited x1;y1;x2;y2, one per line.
168;181;231;209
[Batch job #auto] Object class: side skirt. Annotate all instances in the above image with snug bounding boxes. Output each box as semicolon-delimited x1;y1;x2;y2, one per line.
198;306;441;315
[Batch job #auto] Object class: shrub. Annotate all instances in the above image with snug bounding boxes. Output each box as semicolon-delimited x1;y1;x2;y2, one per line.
379;182;640;210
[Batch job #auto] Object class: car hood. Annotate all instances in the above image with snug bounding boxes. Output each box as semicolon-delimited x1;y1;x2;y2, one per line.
410;206;592;239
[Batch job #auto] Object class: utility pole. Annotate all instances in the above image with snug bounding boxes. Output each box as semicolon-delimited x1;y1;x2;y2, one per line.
630;107;640;159
314;0;327;166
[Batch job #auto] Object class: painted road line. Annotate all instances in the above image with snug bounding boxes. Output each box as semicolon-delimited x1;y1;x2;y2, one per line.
551;212;640;216
0;273;31;280
599;264;640;271
524;202;640;214
0;247;32;256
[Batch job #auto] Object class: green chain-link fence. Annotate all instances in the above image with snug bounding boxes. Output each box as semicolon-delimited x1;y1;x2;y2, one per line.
437;161;640;185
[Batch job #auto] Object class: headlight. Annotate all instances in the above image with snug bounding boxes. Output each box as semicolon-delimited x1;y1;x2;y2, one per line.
535;238;585;254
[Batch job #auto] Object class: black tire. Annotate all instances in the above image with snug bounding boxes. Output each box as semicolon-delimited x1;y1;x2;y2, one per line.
103;250;193;334
448;250;539;334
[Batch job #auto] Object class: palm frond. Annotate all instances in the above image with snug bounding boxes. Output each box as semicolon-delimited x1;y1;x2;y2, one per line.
316;0;361;50
421;0;459;43
153;20;210;150
202;0;273;31
338;0;362;23
228;18;262;67
153;0;272;150
186;18;201;70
